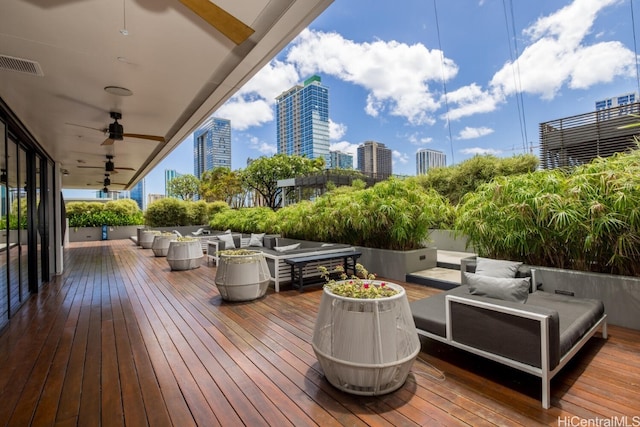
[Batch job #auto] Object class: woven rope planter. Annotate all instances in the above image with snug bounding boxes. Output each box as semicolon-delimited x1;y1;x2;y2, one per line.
166;240;203;271
215;250;271;301
312;281;420;395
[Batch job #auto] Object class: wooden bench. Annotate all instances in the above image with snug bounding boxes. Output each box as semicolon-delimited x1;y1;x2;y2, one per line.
283;250;362;292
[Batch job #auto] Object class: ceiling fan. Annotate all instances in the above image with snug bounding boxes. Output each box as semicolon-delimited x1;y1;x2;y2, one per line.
179;0;255;45
67;111;165;145
102;112;165;146
77;155;135;174
98;174;127;187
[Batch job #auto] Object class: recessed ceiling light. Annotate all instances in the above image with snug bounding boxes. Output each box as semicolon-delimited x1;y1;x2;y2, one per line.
104;86;133;96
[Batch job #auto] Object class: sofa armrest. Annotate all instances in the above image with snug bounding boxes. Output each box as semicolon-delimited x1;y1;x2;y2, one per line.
445;294;560;370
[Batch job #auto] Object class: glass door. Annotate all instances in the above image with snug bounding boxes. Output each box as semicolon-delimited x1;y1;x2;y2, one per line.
0;120;7;329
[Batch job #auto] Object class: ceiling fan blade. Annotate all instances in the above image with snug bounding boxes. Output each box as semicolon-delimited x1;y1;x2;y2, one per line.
115;167;136;171
179;0;255;45
78;165;118;174
123;133;165;142
102;138;115;146
66;122;106;133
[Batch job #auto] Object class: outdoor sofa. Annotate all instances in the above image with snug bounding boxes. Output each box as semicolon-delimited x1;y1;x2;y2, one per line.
409;256;607;409
207;233;356;292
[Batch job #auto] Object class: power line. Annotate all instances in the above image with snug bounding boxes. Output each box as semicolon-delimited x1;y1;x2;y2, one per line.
631;0;640;94
433;0;455;164
502;0;528;153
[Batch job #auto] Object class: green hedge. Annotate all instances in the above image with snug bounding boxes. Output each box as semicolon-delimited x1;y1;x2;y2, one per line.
66;199;144;227
144;198;225;227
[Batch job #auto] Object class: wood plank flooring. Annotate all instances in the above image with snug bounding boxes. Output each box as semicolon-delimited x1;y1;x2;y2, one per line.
0;239;638;426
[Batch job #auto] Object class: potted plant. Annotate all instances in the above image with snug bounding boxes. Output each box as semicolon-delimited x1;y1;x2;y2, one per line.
214;249;271;301
139;229;162;249
312;264;420;395
166;236;203;270
151;231;179;257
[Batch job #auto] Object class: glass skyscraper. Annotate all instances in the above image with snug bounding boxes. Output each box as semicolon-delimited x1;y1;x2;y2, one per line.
193;117;232;178
276;75;329;163
329;150;353;169
165;169;181;198
130;179;145;210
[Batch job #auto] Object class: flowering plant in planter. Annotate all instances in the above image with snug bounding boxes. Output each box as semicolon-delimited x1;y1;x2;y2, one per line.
318;263;399;299
219;249;258;256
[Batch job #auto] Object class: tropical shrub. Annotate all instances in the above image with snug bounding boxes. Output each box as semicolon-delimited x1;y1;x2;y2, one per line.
275;178;454;250
455;149;640;276
415;154;538;204
209;207;277;233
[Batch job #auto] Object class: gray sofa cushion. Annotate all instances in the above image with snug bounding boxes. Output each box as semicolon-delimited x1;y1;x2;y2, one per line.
464;272;530;303
526;291;604;357
475;257;523;278
409;286;471;338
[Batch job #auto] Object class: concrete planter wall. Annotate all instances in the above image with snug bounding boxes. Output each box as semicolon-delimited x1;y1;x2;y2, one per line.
68;225;141;242
427;229;475;253
356;246;437;282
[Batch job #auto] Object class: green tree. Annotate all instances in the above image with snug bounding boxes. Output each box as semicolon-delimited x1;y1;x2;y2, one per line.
199;167;243;204
167;174;200;201
242;154;324;209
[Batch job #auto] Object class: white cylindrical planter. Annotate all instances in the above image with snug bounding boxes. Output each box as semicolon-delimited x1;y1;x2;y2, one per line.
166;240;204;270
312;282;420;395
215;250;271;301
152;233;178;257
140;230;161;249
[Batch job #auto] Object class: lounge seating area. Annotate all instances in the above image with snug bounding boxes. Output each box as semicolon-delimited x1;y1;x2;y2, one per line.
0;239;636;425
410;257;608;409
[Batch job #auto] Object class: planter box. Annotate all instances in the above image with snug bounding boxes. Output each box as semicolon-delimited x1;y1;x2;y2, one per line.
215;251;271;301
68;226;141;242
312;282;420;395
152;233;178;257
427;229;475;253
356;246;437;282
139;230;162;249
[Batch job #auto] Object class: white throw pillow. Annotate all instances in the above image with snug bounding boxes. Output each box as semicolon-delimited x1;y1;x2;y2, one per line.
217;233;236;249
274;243;301;252
249;233;265;247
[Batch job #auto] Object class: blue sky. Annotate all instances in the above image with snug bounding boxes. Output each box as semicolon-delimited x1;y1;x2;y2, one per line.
134;0;640;196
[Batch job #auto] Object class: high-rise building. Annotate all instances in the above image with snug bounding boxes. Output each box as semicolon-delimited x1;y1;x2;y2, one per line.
130;179;145;210
194;117;232;179
357;140;392;178
276;75;329;163
329;150;353;169
416;148;446;175
165;169;181;198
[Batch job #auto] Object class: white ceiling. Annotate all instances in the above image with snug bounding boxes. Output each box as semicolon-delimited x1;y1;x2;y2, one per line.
0;0;332;191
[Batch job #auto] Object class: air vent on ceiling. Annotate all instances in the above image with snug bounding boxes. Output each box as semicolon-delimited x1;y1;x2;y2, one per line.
0;54;44;76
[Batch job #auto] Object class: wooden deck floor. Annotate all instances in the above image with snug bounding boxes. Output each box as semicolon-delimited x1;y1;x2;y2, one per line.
0;240;638;426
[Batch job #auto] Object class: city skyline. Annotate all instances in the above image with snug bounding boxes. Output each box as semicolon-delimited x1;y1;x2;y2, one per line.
65;0;640;199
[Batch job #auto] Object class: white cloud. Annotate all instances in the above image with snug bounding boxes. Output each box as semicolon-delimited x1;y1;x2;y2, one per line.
490;0;635;100
457;126;495;140
329;119;347;140
393;150;409;164
248;135;276;155
445;84;504;121
216;61;299;130
407;133;433;146
286;29;458;125
460;147;502;155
